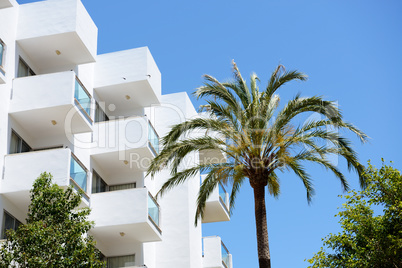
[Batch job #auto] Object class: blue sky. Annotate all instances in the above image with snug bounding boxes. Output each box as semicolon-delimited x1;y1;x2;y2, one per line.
18;0;402;267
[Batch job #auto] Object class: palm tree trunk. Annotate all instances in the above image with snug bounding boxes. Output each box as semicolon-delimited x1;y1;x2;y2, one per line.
253;185;271;268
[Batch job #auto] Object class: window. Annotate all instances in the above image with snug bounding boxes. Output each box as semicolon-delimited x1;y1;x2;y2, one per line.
17;57;35;78
2;211;22;239
95;101;109;123
92;170;107;193
9;130;31;154
107;254;135;268
108;183;136;191
0;39;5;75
92;170;136;194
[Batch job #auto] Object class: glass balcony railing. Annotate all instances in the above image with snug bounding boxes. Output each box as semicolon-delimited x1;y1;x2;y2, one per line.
0;40;4;75
148;121;159;155
69;154;89;202
148;192;161;233
74;77;92;124
219;183;229;212
221;241;230;268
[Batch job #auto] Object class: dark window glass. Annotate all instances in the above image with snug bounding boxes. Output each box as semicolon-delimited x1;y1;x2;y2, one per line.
2;211;22;239
17;58;35;78
107;255;135;268
92;171;107;194
9;130;31;154
95;101;109;123
108;183;136;192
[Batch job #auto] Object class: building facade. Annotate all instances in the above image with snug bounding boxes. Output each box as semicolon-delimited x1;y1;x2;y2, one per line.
0;0;233;267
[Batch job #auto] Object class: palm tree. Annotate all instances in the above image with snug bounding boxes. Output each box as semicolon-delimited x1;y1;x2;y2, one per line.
147;61;367;268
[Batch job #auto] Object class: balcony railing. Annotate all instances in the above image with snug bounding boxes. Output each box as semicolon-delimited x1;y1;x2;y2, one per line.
219;183;229;213
74;77;92;125
0;39;4;76
148;120;159;155
70;154;89;202
148;192;161;233
221;241;230;268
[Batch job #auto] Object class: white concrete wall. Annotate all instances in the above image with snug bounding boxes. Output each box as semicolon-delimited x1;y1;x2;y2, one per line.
90;188;148;227
2;148;71;193
17;0;97;57
10;71;75;113
152;92;203;268
94;47;160;96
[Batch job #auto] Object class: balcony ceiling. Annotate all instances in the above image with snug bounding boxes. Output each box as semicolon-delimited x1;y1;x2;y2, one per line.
95;80;160;115
91;147;155;176
90;222;161;256
17;32;95;72
9;105;92;139
202;201;230;223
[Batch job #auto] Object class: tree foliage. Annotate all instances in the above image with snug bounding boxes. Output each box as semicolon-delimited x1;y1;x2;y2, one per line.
0;172;105;268
307;161;402;268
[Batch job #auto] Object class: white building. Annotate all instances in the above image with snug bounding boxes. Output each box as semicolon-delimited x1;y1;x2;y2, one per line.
0;0;233;267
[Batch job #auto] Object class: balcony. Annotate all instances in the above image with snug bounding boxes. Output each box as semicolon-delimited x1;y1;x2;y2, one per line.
94;47;161;115
16;0;97;72
1;148;90;212
0;0;13;9
201;175;230;223
89;188;161;255
202;236;233;268
9;71;92;139
91;116;159;174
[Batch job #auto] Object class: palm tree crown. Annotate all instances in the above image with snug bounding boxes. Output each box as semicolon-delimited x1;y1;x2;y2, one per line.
147;61;367;268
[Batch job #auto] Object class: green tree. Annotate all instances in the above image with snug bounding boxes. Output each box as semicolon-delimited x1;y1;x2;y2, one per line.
0;172;105;268
147;61;367;268
307;161;402;268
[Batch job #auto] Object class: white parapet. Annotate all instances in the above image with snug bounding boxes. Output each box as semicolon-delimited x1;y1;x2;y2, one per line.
203;236;232;268
9;71;93;137
16;0;97;72
201;175;230;223
1;148;90;212
89;188;162;256
94;47;161;116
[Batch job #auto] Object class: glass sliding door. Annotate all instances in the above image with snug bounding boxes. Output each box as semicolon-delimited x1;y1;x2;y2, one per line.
2;211;22;239
92;171;107;194
9;130;31;154
17;58;35;78
95;101;109;123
